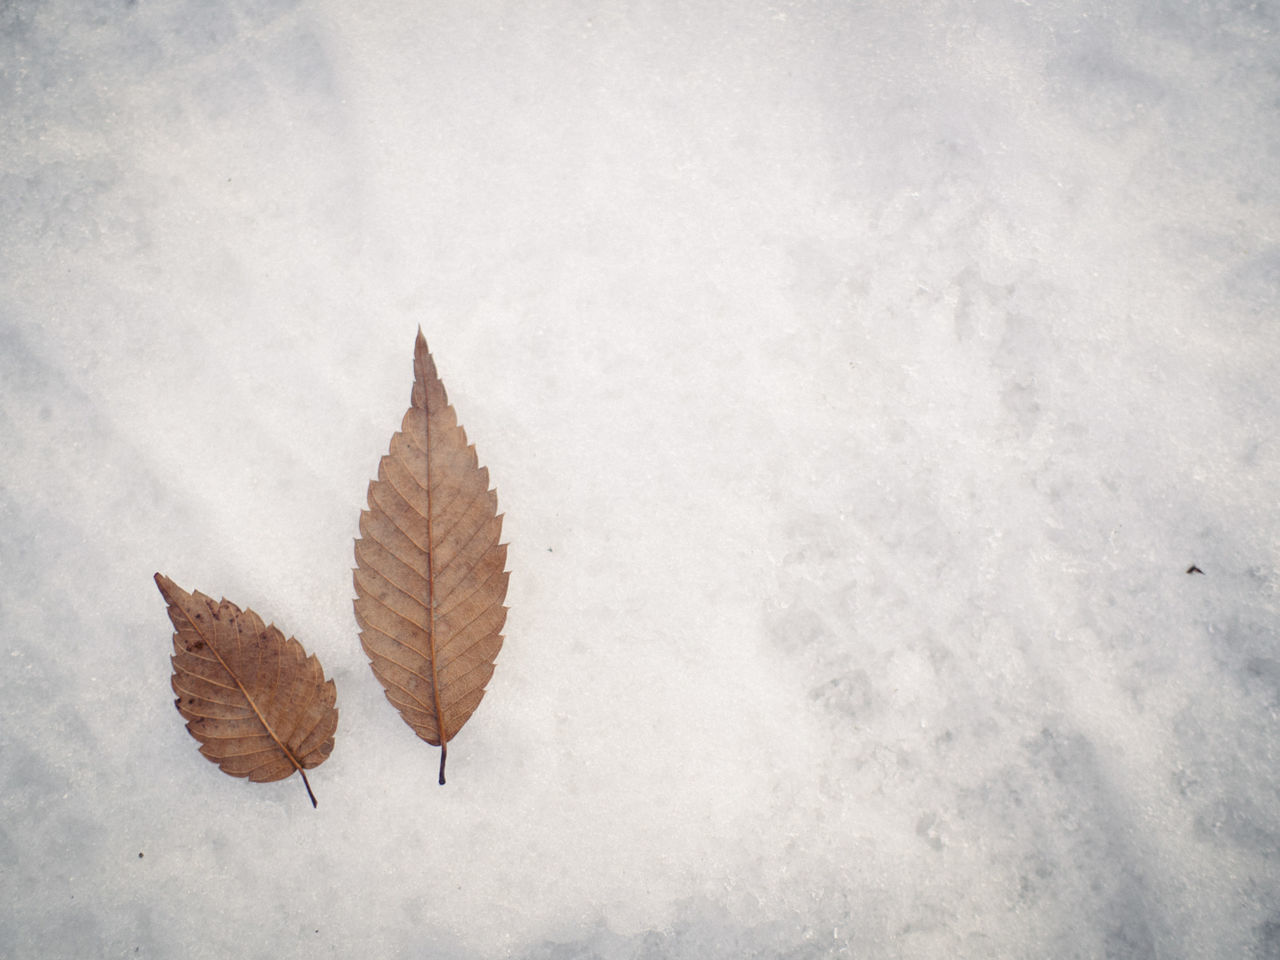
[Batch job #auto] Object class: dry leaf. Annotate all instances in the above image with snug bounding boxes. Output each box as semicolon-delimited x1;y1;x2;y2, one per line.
156;573;338;807
354;329;509;785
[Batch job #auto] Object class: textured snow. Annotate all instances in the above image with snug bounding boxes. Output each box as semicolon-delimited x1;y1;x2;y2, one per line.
2;1;1278;958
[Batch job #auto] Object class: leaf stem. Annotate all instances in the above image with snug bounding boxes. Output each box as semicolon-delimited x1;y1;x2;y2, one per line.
300;769;318;807
438;742;447;786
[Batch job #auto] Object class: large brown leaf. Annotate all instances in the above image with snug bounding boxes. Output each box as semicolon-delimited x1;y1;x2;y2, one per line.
156;573;338;807
353;330;509;785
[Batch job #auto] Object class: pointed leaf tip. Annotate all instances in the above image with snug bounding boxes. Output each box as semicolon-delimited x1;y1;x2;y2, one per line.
154;572;177;604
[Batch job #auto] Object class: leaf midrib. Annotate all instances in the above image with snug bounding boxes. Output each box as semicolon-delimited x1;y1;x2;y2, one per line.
422;373;448;786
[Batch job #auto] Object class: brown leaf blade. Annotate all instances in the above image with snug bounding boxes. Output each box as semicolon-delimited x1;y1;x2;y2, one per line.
155;573;338;807
354;329;509;785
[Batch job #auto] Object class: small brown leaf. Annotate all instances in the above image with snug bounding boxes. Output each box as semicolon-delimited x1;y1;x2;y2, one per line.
155;573;338;807
354;329;509;785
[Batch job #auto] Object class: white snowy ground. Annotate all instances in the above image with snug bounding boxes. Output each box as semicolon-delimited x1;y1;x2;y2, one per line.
2;1;1278;957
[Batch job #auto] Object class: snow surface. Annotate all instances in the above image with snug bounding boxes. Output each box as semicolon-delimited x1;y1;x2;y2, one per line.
2;1;1279;957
